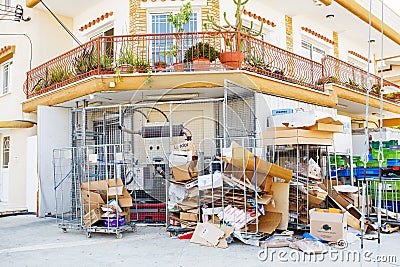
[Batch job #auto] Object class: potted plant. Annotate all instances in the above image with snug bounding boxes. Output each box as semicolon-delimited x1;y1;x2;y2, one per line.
167;2;193;72
134;57;150;73
204;0;263;69
117;42;135;74
184;42;220;71
154;61;167;72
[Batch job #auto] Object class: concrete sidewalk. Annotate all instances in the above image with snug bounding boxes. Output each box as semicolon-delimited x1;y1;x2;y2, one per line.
0;215;399;267
0;202;28;216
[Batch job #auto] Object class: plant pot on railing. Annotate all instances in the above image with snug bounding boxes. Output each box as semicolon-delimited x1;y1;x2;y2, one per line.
219;51;245;70
173;62;185;72
184;42;219;72
118;64;134;74
192;58;211;71
154;61;167;72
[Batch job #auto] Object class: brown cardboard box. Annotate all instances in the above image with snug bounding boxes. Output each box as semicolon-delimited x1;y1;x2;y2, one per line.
172;164;192;182
180;212;198;222
81;178;124;191
118;188;133;208
263;128;334;139
266;182;290;230
310;208;347;242
83;208;103;227
306;122;343;133
223;163;267;189
261;137;333;146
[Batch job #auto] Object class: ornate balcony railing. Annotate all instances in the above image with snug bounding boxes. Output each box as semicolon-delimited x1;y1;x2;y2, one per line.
322;55;400;102
24;31;327;99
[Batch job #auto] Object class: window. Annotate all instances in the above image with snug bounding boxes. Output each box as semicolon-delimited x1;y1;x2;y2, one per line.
1;61;11;95
3;0;11;9
2;136;10;168
300;40;326;63
151;13;198;63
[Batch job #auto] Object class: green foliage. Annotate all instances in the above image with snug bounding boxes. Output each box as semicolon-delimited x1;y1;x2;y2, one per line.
167;2;193;33
204;0;263;51
134;57;150;72
347;78;359;88
118;42;135;66
184;42;220;62
48;65;73;86
244;55;270;69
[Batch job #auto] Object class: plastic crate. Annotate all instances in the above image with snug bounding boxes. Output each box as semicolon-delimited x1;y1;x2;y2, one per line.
337;169;351;177
387;159;400;167
366;160;387;168
375;200;400;212
372;140;398;149
356;167;380;179
387;150;400;160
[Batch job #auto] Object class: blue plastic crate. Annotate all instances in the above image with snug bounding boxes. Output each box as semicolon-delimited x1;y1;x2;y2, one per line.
356;167;380;179
337;169;351;177
330;170;337;177
373;200;400;212
387;159;400;167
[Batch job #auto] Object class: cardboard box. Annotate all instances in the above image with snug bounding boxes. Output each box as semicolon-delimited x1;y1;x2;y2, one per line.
262;128;334;139
261;137;333;146
81;190;105;205
172;164;192;182
81;178;124;191
190;223;233;248
118;188;133;208
108;186;123;196
83;208;103;227
310;208;347;242
306;122;343;133
180;212;198;222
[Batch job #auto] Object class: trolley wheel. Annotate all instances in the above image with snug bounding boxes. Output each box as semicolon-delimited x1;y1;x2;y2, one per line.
62;228;67;233
86;232;92;238
116;232;123;239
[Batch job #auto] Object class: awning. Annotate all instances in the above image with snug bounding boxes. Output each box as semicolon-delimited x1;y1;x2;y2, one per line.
0;120;36;128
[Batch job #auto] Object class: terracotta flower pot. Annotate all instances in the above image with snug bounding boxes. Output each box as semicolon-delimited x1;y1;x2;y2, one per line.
219;51;245;69
173;62;185;72
192;58;211;71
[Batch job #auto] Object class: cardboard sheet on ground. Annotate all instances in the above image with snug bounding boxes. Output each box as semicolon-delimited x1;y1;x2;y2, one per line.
225;141;292;182
266;182;289;230
190;223;233;248
248;211;282;234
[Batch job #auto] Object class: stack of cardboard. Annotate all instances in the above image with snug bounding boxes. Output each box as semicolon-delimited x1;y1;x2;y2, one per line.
81;178;133;227
182;142;294;248
261;114;344;146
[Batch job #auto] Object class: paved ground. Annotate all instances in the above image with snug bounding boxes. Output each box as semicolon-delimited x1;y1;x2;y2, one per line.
1;215;400;267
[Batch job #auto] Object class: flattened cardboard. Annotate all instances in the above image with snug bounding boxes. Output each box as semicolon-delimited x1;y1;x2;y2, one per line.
190;223;233;249
229;141;292;182
263;175;274;192
257;194;273;205
266;182;289;230
81;190;105;205
248;211;282;234
190;223;225;246
107;186;123;196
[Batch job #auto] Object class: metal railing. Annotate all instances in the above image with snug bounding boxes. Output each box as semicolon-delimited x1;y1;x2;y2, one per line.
24;31;328;99
322;55;400;102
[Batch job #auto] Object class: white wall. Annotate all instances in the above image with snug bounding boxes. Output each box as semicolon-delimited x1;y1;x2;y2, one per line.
38;106;71;216
26;136;38;212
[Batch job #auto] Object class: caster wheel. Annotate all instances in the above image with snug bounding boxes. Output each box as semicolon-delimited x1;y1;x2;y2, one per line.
62;228;67;233
86;232;92;238
116;232;123;239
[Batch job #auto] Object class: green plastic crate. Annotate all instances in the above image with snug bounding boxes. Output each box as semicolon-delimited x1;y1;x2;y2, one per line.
366;160;387;168
368;179;400;201
372;140;398;149
386;150;400;159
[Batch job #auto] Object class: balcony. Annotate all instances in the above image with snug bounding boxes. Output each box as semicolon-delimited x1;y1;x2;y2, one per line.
24;31;324;99
323;55;400;103
23;31;400;106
